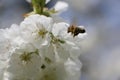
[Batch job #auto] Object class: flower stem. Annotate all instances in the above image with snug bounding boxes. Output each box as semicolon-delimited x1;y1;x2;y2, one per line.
32;0;46;14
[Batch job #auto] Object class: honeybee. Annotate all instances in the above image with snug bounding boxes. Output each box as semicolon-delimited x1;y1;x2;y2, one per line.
68;25;86;37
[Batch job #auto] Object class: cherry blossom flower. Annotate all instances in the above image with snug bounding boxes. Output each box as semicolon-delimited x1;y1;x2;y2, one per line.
20;14;53;48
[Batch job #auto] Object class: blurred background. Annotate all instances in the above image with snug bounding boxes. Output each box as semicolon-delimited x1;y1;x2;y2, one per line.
0;0;120;80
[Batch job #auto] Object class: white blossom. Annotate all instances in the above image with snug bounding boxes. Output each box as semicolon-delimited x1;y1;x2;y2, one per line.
20;14;53;48
0;24;24;61
3;43;41;80
2;43;81;80
0;24;24;80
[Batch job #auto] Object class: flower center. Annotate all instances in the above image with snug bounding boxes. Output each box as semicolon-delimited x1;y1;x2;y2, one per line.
20;49;39;63
38;28;48;38
20;52;32;63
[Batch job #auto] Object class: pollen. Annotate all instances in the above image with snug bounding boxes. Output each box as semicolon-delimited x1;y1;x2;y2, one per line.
38;28;48;38
20;52;32;63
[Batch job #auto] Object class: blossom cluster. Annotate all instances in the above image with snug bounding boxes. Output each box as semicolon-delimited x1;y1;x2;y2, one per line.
0;14;87;80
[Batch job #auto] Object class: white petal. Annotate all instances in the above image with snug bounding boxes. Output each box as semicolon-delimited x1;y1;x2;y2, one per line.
64;58;82;80
54;1;69;12
52;22;69;37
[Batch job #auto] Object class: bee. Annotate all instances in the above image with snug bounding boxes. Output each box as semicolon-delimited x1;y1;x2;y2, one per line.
68;25;86;37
